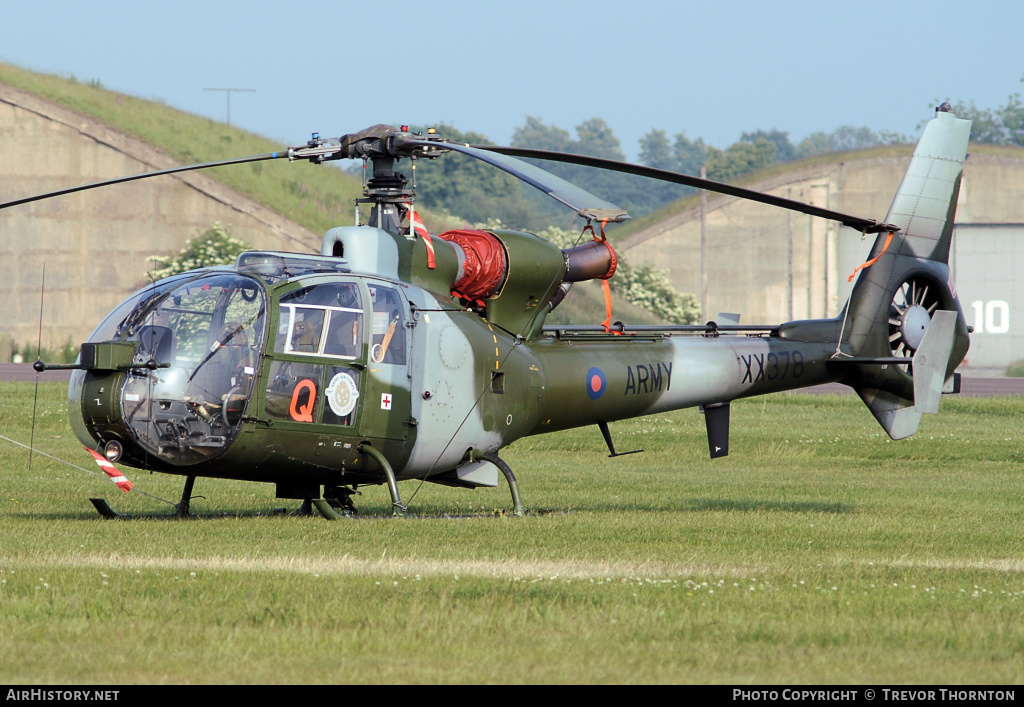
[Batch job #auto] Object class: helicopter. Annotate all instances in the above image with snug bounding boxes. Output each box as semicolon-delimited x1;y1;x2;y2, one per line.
3;105;972;519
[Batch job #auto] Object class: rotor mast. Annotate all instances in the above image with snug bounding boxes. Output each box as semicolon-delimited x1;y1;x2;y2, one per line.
288;125;448;235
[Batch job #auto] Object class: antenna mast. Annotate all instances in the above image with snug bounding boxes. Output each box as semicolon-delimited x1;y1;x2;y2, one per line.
203;88;256;126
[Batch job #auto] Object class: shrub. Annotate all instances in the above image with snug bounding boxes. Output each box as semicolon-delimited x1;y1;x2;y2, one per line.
147;223;249;280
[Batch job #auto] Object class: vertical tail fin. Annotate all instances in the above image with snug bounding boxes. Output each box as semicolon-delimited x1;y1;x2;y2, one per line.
840;106;972;439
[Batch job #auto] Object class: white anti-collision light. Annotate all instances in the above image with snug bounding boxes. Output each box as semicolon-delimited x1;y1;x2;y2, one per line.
103;440;123;463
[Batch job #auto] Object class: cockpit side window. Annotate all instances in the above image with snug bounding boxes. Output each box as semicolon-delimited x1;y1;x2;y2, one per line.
368;284;406;365
280;307;325;353
275;282;363;360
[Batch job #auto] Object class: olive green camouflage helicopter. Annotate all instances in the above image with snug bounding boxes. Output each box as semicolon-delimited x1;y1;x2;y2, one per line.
3;105;972;518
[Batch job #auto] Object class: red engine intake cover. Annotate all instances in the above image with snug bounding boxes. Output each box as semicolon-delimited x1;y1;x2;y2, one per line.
438;229;508;300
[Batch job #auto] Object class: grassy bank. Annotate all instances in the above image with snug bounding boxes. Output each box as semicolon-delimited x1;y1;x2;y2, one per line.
0;62;365;237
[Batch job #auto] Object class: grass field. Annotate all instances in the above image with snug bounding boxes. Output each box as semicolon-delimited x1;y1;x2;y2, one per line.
1;382;1021;684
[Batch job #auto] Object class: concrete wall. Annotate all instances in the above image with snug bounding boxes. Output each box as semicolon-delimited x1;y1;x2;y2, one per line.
620;148;1024;371
0;84;320;356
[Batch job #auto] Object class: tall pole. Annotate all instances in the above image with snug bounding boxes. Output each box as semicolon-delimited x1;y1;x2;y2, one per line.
700;164;708;322
204;88;256;126
787;187;794;321
823;182;831;317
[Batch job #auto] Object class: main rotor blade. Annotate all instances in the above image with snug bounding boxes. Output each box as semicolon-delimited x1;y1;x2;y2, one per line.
473;145;898;233
0;151;290;210
394;137;630;223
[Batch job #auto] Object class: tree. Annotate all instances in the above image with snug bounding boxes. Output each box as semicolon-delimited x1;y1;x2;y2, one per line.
511;117;657;217
635;128;698;208
672;131;709;176
939;85;1024;146
638;129;674;171
794;125;891;159
511;116;572;152
639;128;708;176
705;138;776;182
941;102;1004;143
741;129;796;162
609;261;701;324
1000;92;1024;146
827;125;881;152
793;131;831;158
571;118;626;160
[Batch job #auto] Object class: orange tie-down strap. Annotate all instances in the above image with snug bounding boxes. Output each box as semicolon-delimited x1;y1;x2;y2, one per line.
601;278;615;333
582;220;619;334
847;231;894;283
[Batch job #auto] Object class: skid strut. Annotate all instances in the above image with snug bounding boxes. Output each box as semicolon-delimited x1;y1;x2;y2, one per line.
174;475;197;517
313;443;406;519
475;451;526;517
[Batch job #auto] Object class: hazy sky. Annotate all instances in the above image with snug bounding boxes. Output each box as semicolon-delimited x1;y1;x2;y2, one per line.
3;0;1021;159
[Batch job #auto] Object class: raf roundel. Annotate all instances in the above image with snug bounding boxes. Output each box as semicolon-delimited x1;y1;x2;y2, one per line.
586;367;607;400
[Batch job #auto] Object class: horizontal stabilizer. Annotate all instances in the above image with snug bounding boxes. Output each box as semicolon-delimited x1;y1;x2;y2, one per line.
912;310;957;414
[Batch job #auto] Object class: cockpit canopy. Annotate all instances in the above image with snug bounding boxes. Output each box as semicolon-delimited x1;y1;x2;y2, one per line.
73;271;267;466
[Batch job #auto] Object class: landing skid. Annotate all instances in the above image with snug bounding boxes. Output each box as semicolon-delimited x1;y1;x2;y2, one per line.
89;475;198;519
311;450;527;520
90;498;126;519
87;497;194;519
88;453;528;519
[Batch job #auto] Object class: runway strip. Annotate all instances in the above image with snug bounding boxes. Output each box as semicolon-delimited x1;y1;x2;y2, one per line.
1;363;74;383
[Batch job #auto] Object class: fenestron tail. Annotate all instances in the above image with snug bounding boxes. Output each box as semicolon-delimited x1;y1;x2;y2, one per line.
838;106;972;439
